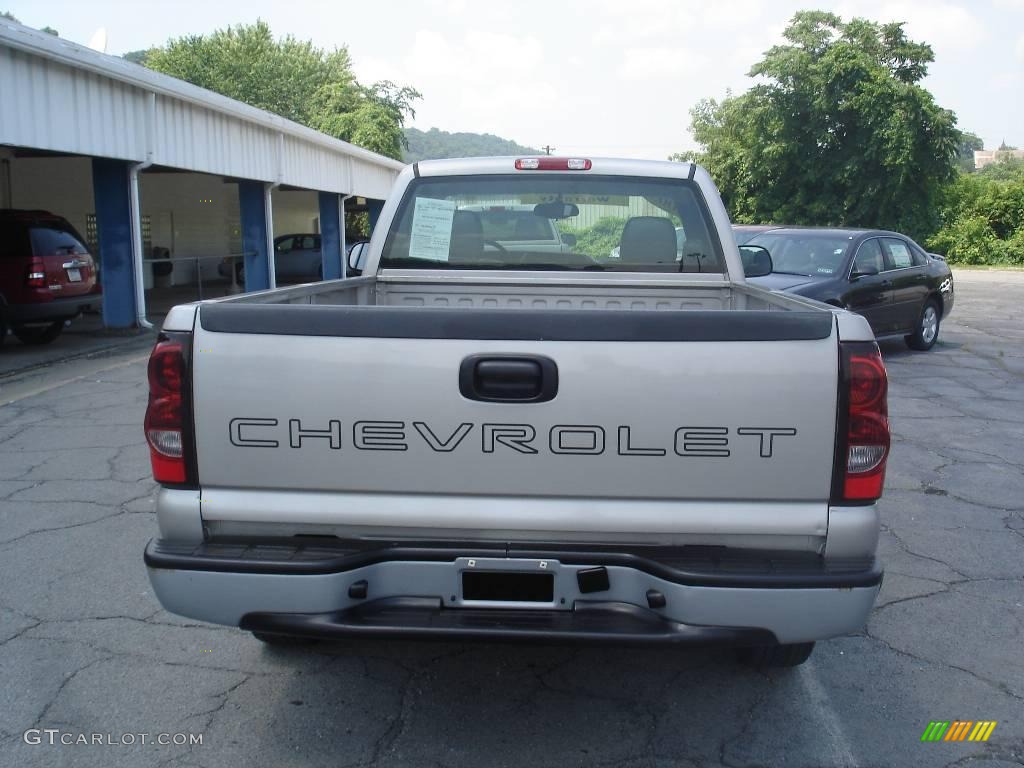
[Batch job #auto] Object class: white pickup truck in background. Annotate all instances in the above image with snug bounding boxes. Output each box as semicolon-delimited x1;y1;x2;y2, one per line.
143;157;889;667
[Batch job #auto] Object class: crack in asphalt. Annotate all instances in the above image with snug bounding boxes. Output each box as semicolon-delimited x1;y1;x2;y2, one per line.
863;629;1024;703
29;655;113;729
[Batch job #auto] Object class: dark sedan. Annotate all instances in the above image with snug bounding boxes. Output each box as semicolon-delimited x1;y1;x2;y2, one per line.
745;228;954;350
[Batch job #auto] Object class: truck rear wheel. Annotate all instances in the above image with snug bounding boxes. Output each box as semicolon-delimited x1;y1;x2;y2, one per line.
736;642;815;668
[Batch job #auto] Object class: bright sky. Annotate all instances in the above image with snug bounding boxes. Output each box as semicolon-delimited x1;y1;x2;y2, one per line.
8;0;1024;159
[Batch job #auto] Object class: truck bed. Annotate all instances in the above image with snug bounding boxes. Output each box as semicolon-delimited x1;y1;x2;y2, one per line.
206;271;823;314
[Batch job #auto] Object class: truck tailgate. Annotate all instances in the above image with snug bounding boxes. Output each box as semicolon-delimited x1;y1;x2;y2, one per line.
190;305;839;543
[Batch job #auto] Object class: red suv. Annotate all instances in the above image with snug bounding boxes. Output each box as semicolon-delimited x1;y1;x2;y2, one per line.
0;210;101;346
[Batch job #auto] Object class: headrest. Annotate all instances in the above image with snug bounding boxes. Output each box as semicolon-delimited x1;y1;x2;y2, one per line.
619;217;677;263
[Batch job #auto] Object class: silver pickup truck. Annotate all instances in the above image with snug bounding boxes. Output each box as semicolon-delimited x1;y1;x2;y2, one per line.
144;157;889;667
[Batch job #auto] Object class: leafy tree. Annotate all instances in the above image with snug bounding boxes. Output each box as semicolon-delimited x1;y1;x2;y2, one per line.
313;80;421;161
145;21;418;159
956;131;984;172
979;156;1024;181
122;49;152;66
927;161;1024;264
403;127;540;162
560;216;628;260
679;11;960;240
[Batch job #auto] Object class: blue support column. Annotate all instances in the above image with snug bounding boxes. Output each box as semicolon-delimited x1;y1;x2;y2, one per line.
238;181;270;291
318;192;342;280
367;198;384;235
91;158;137;328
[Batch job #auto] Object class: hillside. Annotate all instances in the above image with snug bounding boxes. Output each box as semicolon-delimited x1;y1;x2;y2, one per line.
402;127;540;162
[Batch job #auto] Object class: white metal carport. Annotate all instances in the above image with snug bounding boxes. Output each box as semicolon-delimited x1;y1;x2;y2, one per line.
0;19;403;327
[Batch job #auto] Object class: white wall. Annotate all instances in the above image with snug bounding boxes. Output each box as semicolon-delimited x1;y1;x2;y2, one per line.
272;190;320;236
140;172;239;284
8;156;94;238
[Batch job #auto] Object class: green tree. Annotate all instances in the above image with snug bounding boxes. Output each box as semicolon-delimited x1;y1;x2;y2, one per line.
927;161;1024;264
679;11;959;239
122;49;152;66
956;131;984;172
560;216;628;260
145;21;418;159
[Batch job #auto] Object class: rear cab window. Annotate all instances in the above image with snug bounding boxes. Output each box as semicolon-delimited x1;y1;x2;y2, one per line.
379;175;724;273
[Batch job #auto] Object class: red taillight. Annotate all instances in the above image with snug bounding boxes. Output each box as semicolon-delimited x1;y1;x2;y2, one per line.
26;257;47;287
515;157;592;171
144;338;190;484
834;342;890;503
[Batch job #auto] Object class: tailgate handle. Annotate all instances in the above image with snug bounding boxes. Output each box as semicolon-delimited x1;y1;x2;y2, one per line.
459;355;558;403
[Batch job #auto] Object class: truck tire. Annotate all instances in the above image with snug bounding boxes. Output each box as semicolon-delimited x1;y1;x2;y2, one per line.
906;299;940;351
736;642;815;668
12;321;65;345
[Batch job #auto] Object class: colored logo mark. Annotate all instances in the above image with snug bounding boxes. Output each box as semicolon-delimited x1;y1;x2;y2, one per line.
921;721;997;742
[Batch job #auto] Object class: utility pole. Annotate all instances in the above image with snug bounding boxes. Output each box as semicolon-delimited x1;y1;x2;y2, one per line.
542;145;555;155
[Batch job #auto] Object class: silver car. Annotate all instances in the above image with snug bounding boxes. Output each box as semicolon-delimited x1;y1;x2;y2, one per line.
219;233;323;283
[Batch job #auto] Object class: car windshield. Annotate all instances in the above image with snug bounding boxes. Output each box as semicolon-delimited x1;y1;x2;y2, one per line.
379;174;724;273
747;233;851;277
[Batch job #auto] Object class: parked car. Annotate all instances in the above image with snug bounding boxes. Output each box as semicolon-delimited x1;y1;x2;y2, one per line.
0;209;100;346
745;227;954;350
218;233;323;283
144;157;888;668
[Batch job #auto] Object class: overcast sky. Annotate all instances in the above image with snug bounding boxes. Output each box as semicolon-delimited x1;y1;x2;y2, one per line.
7;0;1023;159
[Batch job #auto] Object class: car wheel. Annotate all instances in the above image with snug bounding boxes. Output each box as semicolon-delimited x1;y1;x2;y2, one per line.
12;321;65;345
736;642;815;668
906;299;940;351
0;307;7;348
251;631;317;647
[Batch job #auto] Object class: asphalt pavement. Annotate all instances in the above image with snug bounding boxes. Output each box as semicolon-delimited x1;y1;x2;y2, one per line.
0;270;1022;768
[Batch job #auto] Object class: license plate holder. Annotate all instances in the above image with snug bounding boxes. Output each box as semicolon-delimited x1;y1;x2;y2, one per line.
462;570;554;602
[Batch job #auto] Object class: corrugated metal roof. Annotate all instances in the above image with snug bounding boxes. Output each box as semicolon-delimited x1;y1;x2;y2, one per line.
0;19;404;198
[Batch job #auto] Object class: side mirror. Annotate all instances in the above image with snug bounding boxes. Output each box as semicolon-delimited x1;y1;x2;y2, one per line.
560;232;577;247
738;245;772;278
850;263;879;279
347;242;367;276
